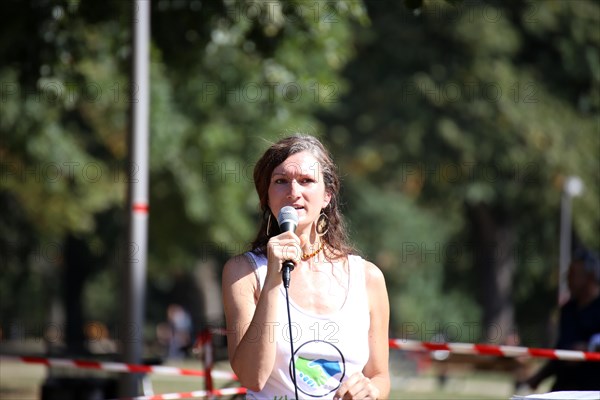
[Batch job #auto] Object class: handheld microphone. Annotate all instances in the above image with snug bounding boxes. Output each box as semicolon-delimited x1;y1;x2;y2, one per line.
277;206;298;288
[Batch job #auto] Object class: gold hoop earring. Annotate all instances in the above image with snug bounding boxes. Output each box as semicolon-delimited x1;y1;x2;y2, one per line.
316;212;329;237
266;213;272;236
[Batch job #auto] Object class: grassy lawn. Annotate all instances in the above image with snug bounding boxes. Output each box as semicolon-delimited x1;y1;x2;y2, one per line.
0;357;552;400
0;360;45;400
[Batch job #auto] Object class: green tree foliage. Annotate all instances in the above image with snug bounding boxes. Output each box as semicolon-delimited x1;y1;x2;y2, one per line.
0;0;366;348
321;0;599;344
1;0;597;354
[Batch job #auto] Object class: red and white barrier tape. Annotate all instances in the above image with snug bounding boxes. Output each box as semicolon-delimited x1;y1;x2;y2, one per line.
0;355;238;379
208;327;600;363
109;387;247;400
389;339;600;362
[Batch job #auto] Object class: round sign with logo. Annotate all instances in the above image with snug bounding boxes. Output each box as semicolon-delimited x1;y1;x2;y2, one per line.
289;340;346;398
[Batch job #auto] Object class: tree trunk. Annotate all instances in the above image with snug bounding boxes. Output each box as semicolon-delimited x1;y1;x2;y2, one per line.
63;234;92;355
467;203;516;344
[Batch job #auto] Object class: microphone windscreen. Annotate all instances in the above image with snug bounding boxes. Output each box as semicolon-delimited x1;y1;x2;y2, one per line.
278;206;298;229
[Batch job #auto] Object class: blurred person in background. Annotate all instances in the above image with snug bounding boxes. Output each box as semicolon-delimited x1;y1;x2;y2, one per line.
524;247;600;391
166;304;192;359
85;321;117;354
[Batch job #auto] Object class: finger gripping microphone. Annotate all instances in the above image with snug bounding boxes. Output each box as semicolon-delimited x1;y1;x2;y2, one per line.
277;206;299;288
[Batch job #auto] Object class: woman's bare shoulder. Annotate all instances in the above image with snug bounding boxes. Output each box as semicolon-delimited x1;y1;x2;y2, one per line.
360;258;387;289
222;253;256;284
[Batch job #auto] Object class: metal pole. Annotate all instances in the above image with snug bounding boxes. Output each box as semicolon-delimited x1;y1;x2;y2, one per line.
558;176;584;306
120;0;150;396
558;191;571;306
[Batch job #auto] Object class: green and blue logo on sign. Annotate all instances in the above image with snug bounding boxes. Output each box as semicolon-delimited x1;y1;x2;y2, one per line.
290;340;346;397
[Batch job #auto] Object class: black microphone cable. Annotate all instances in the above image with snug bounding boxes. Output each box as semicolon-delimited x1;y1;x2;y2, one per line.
284;280;300;400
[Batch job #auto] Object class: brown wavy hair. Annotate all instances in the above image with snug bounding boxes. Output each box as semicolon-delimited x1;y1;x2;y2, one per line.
250;134;355;259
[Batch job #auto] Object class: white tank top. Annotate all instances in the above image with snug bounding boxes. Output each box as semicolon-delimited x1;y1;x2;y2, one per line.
244;251;370;400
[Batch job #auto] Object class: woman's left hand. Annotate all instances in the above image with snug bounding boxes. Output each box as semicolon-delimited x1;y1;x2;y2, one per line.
334;372;380;400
